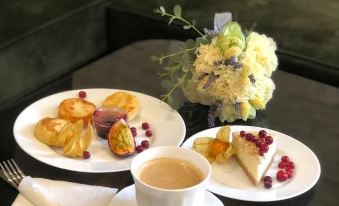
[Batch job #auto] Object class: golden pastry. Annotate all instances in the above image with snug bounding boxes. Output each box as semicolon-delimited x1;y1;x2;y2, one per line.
58;98;96;124
102;92;140;121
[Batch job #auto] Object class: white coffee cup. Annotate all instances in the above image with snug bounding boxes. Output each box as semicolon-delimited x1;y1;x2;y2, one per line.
130;146;211;206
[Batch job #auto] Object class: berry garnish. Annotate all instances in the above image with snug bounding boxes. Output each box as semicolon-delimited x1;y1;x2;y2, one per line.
136;145;145;153
122;113;128;121
93;110;100;116
259;144;269;153
258;130;267;138
265;136;273;145
259;150;265;156
263;176;272;182
264;181;272;189
240;130;246;137
281;156;289;162
130;127;137;137
145;129;152;137
78;91;86;98
287;161;295;169
141;140;150;148
130;127;137;133
286;170;293;178
276;170;288;182
142;122;150;130
83;151;90;159
278;161;286;169
245;133;254;141
256;138;265;147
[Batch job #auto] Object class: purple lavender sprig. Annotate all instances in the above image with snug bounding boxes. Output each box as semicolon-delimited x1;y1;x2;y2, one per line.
213;56;242;69
203;72;219;89
207;100;223;128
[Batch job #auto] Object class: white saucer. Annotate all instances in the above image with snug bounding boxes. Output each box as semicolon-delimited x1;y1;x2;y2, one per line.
109;184;223;206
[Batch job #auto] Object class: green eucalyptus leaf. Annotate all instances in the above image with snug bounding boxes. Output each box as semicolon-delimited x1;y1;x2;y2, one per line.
161;79;175;90
195;37;209;46
160;6;166;13
183;25;191;30
184;39;196;48
167;95;181;110
173;5;182;17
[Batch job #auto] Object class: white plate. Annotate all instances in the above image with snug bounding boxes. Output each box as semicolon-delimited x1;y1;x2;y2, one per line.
181;125;321;202
109;184;223;206
13;88;186;173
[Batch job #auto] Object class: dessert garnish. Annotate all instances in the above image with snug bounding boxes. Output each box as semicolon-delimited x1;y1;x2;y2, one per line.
193;126;236;163
142;122;150;130
145;129;153;137
276;155;295;182
262;155;296;189
78;90;87;98
83;151;91;159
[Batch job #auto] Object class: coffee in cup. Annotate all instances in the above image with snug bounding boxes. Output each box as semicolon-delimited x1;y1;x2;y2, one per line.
131;146;211;206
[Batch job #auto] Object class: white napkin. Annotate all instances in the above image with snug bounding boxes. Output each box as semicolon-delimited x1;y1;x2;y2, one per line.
12;176;118;206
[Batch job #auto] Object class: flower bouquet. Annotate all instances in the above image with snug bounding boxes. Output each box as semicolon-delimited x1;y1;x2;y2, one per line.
154;6;278;127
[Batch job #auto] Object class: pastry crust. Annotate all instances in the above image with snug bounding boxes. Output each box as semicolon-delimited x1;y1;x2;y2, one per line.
102;92;140;121
58;98;96;124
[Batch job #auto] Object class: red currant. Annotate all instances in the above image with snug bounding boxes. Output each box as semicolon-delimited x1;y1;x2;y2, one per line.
278;161;286;169
263;176;272;182
265;136;273;145
256;138;265;147
142;122;150;130
260;144;269;153
245;133;254;141
286;170;293;178
281;156;289;162
264;181;272;189
259;150;265;156
258;130;267;138
276;170;288;182
287;161;295;169
145;129;152;137
122;113;128;121
83;151;90;159
130;127;137;137
240;130;246;137
141;140;150;148
78;91;86;98
136;145;145;153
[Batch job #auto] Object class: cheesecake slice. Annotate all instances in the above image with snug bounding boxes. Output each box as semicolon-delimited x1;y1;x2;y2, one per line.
232;131;276;185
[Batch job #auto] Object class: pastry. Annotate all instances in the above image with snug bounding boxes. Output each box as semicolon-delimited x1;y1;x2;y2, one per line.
102;92;140;121
232;130;276;185
34;117;70;146
58;98;96;124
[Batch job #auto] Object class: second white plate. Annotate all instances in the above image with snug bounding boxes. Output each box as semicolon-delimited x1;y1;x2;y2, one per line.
181;125;321;202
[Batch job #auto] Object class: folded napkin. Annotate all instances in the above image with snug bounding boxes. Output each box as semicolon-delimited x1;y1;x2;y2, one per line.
12;176;118;206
